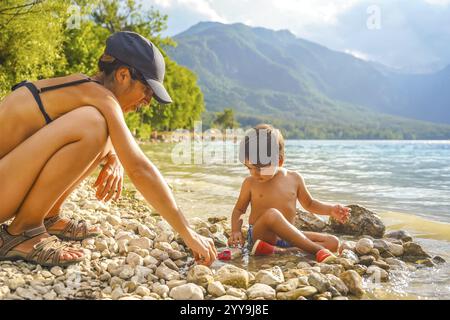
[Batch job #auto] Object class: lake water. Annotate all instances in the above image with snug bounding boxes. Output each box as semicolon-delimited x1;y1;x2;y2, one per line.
134;140;450;299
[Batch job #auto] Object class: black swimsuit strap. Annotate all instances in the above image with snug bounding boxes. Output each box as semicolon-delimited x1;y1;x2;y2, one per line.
11;77;102;125
39;78;101;93
23;82;53;125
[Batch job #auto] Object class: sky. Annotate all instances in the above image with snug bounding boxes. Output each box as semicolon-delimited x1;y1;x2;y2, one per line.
147;0;450;73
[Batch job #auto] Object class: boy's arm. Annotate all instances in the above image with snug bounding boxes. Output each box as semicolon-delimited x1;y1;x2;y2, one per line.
296;172;350;222
231;178;251;230
229;178;251;246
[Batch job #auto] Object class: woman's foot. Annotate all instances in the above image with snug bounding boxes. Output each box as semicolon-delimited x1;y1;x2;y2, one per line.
44;214;101;241
0;225;84;265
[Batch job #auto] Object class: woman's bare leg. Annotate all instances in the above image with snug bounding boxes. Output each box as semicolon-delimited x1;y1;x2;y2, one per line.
0;106;108;261
44;139;113;234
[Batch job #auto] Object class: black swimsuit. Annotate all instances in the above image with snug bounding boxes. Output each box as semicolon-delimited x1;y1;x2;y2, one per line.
11;77;101;125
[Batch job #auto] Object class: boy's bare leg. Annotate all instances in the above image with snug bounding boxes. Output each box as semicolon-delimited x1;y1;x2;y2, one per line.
303;231;340;253
251;208;324;254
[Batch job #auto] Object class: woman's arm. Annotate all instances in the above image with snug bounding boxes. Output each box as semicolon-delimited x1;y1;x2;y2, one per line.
92;95;217;264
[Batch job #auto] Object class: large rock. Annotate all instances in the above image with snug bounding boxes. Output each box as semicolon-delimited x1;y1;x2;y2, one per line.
254;266;284;287
402;242;431;262
294;209;328;232
169;283;204;300
385;230;413;242
247;284;276;300
329;205;385;238
340;270;365;298
216;265;249;289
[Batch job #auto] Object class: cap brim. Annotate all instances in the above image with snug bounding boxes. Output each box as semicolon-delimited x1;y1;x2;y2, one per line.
146;78;172;104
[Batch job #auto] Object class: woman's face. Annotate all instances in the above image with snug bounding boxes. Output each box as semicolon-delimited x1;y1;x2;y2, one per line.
111;67;153;113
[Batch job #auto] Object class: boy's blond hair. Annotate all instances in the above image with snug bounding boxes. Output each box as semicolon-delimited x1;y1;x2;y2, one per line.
239;124;285;166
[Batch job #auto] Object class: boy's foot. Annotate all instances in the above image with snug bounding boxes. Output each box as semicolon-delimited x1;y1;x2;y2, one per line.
316;248;337;263
251;239;276;256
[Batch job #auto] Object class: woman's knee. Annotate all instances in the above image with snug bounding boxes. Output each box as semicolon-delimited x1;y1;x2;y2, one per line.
76;107;108;149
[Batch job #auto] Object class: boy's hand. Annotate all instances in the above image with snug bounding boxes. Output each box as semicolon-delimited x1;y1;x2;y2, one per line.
330;204;351;224
228;231;245;248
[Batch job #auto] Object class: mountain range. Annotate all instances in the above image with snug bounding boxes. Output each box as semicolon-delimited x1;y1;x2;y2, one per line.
165;22;450;139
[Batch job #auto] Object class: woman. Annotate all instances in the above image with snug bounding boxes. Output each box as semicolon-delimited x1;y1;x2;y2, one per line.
0;31;217;267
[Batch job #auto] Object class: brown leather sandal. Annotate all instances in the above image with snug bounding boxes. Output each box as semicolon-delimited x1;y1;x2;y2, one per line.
44;215;102;241
0;224;84;267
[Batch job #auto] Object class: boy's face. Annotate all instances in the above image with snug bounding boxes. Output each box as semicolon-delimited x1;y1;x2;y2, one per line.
244;160;282;182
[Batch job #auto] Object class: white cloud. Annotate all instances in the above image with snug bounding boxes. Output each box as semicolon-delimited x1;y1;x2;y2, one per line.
153;0;226;22
149;0;450;71
271;0;360;26
424;0;450;6
344;49;371;61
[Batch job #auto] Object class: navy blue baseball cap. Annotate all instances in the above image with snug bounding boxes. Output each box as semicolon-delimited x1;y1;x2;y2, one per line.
105;31;172;104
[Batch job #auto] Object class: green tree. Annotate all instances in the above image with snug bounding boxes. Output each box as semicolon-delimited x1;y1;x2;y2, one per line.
1;0;205;137
88;0;205;134
0;0;71;97
213;108;239;129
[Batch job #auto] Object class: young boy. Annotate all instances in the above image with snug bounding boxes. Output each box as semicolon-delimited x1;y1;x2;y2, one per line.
227;124;350;263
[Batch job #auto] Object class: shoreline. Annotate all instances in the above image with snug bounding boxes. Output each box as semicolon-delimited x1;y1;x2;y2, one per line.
1;179;448;300
138;136;450;144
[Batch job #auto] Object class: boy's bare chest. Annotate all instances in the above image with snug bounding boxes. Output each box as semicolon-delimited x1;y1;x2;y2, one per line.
250;181;297;205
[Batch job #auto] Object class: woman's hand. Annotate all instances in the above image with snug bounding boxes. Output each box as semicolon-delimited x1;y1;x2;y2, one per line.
228;230;245;248
93;154;124;202
330;204;351;224
183;228;217;266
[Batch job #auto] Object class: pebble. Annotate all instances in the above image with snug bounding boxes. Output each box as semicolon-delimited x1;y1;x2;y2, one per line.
126;252;144;267
254;266;284;287
356;238;374;255
135;286;151;296
207;281;226;297
247;283;276;300
169;283;203;300
50;266;64;277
